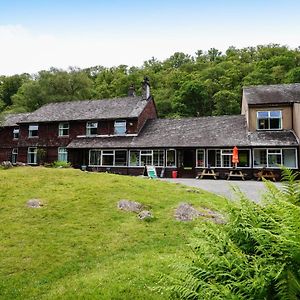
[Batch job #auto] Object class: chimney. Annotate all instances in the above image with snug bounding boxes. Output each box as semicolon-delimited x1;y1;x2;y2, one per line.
142;76;151;100
128;84;136;97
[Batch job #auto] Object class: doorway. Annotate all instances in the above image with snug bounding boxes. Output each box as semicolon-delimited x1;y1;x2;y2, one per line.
178;149;195;177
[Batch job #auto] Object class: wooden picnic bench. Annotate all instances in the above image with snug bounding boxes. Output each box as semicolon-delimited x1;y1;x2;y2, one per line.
226;170;247;180
198;168;219;180
254;170;277;182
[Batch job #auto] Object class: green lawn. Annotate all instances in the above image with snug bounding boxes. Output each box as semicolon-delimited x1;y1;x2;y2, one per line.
0;167;225;299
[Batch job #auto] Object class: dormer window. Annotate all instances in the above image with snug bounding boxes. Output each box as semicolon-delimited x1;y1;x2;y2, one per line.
257;111;282;130
86;122;98;136
29;124;39;137
114;120;126;135
13;127;19;139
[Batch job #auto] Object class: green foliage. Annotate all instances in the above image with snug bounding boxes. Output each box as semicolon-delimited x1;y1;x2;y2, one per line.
162;168;300;299
52;160;72;168
1;44;300;117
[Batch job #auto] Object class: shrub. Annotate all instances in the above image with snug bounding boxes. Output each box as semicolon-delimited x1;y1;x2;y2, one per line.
162;167;300;299
51;161;71;168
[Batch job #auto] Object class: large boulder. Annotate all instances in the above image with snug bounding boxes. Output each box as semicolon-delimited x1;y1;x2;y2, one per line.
117;200;143;213
27;199;43;208
138;210;153;220
174;203;203;221
1;161;13;169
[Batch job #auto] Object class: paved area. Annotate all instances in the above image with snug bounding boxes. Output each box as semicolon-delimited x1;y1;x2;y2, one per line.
161;178;281;202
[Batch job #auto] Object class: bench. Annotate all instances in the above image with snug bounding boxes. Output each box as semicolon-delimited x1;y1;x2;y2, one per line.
226;170;247;181
198;169;219;180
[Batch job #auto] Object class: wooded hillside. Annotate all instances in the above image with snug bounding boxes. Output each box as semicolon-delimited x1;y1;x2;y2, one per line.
1;44;300;117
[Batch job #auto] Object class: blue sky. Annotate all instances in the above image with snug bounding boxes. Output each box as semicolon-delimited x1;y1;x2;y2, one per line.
0;0;299;75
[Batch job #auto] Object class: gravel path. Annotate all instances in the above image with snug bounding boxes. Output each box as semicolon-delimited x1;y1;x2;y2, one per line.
161;178;281;202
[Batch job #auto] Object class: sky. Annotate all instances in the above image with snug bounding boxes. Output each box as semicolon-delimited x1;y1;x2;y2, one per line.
0;0;299;75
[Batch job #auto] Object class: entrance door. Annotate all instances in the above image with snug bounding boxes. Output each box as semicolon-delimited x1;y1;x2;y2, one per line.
178;149;195;177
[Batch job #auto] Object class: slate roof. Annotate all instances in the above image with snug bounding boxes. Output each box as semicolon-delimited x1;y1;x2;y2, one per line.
0;113;32;127
67;115;299;149
18;96;149;123
244;83;300;105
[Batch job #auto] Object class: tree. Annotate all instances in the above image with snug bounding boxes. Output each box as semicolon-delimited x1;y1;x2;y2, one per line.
212;90;240;115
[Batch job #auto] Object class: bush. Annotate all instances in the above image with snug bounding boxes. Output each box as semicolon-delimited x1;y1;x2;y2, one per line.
51;161;71;168
162;168;300;299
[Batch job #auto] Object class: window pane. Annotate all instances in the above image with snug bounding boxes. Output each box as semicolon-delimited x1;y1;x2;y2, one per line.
115;151;127;166
269;118;281;129
197;150;205;167
102;154;114;166
237;150;250;167
166;150;176;167
27;148;37;164
268;154;281;167
222;155;231;167
153;150;164;166
283;149;296;168
129;150;140;166
114;121;126;135
253;149;267;168
258;118;268;130
257;111;269;118
58;148;68;162
89;150;101;165
270;111;281;118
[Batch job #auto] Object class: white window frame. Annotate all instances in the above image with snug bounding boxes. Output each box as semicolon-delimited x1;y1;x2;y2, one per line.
58;147;68;162
28;124;39;138
86;122;98;136
253;148;298;169
166;149;176;168
27;147;37;165
196;149;205;168
12;148;18;164
58;122;69;137
257;110;282;130
153;150;165;167
89;149;128;167
114;120;127;136
13;127;19;139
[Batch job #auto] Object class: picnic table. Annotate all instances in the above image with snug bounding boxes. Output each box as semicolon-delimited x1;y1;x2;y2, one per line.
198;168;219;179
255;169;277;182
226;170;247;180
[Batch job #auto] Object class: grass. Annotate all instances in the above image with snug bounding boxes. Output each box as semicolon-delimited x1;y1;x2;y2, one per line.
0;167;226;299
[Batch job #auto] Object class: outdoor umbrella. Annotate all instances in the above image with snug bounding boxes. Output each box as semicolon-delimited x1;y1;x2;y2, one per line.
232;146;239;168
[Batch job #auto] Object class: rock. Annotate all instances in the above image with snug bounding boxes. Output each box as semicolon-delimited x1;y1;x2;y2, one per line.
186;189;201;194
27;199;43;208
117;200;143;213
138;210;153;220
174;203;203;221
201;208;226;224
1;161;13;169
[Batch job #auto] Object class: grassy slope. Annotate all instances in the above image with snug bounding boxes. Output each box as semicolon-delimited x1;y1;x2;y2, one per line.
0;167;225;299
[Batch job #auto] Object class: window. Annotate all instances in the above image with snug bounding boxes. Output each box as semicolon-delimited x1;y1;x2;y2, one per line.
58;147;68;162
58;122;69;136
114;120;126;135
89;150;128;166
29;124;38;137
196;149;205;167
86;122;98;136
140;150;152;166
153;150;165;167
102;150;114;166
166;149;176;167
257;111;282;130
129;150;140;166
253;148;297;168
27;147;37;164
89;150;101;166
115;150;127;166
13;127;19;139
12;148;18;164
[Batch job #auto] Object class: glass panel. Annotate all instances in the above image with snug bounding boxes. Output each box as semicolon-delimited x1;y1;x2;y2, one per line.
27;148;37;164
222;155;231;167
269;118;281;129
86;122;98;136
153;150;164;166
114;120;126;135
237;150;250;168
102;154;114;166
140;150;152;166
58;148;68;162
283;149;297;168
268;154;281;167
115;151;127;166
258;119;268;130
166;150;176;167
59;123;69;136
253;149;267;168
89;150;101;166
257;111;269;118
129;150;140;166
196;150;205;167
270;111;281;118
